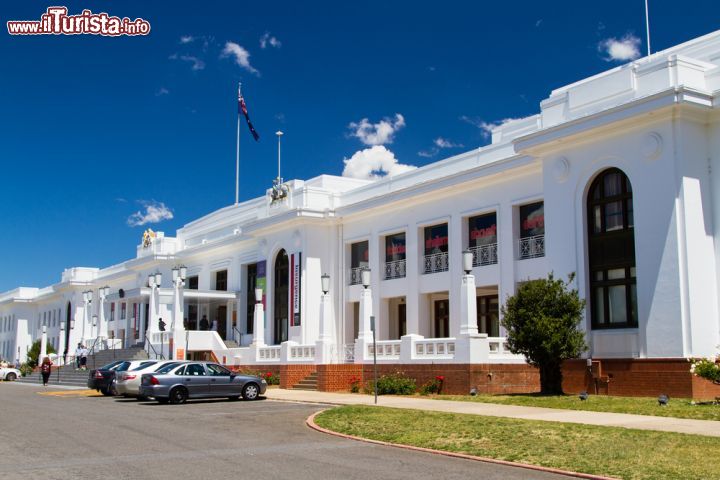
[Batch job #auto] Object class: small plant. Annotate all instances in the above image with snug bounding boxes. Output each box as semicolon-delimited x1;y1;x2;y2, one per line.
690;356;720;384
349;375;362;393
262;371;280;385
364;371;416;395
420;375;445;395
19;363;34;377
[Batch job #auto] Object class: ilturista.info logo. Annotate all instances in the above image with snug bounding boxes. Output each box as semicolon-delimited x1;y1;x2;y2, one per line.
7;6;151;36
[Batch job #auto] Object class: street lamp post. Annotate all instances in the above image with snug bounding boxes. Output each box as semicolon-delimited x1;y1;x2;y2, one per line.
171;265;187;361
147;271;162;355
98;285;110;342
58;322;64;383
82;290;93;343
91;315;98;369
459;250;479;336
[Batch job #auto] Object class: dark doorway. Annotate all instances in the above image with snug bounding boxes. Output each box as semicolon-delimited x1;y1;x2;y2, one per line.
246;264;257;335
476;295;499;337
216;305;227;340
398;303;407;337
273;250;289;344
434;299;449;337
64;302;72;357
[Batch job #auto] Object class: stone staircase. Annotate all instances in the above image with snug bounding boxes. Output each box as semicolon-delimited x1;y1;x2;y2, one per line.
15;345;149;388
223;340;239;349
292;372;318;391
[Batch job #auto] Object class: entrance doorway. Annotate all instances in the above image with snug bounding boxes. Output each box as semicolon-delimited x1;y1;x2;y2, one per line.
216;305;227;340
434;299;449;337
273;249;289;344
398;303;407;337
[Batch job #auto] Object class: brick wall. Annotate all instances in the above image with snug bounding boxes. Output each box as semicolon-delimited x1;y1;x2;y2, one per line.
317;364;363;391
562;358;717;399
228;364;281;376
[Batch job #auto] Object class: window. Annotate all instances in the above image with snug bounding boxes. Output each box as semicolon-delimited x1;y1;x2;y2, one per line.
215;270;228;291
476;295;500;337
156;362;181;374
130;361;157;371
186;275;198;290
468;213;498;266
207;364;231;376
174;365;186;376
587;169;637;329
518;202;545;259
384;233;406;279
110;303;115;322
424;224;449;273
350;241;369;284
185;364;206;376
120;303;127;320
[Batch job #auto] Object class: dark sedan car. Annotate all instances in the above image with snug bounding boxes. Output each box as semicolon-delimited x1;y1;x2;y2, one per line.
139;361;266;404
88;360;156;396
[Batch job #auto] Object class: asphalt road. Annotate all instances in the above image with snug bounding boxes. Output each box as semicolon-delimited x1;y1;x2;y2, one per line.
0;383;568;480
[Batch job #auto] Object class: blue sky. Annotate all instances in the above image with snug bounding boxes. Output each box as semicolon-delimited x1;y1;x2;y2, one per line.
0;0;718;292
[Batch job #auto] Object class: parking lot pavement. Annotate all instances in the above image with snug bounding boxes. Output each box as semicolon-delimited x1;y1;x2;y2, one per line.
0;383;569;480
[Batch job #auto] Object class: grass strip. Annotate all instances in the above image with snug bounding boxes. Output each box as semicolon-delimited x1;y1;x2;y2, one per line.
431;394;720;421
315;405;720;480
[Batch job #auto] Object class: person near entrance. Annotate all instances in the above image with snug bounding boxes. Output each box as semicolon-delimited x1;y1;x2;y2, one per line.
79;345;89;370
199;315;209;331
40;357;53;387
75;343;83;369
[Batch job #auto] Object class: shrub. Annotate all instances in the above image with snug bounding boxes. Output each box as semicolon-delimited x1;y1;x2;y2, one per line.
420;375;445;395
501;273;587;394
26;340;56;369
19;363;34;377
262;371;280;385
349;375;362;393
690;357;720;383
364;371;416;395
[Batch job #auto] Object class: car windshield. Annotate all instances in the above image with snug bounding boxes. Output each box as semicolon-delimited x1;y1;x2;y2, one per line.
113;361;132;372
100;360;124;370
130;361;157;371
155;362;181;374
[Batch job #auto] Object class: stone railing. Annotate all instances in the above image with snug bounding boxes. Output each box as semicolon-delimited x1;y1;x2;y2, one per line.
518;234;545;259
384;259;406;280
258;345;281;361
368;340;401;359
469;243;498;266
423;251;449;274
415;338;455;358
488;337;525;361
289;344;316;361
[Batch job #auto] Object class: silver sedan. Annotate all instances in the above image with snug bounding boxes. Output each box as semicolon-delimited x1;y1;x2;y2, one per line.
139;361;267;404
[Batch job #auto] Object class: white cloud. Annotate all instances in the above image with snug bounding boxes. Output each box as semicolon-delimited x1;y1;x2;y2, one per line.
260;32;282;49
348;114;405;146
155;87;170;96
599;34;641;62
417;148;438;158
460;116;521;139
221;41;259;75
434;137;463;149
342;146;417;180
169;53;205;71
180;35;194;44
127;201;174;227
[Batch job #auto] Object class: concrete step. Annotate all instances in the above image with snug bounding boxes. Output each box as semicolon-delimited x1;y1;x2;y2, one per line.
292;372;318;391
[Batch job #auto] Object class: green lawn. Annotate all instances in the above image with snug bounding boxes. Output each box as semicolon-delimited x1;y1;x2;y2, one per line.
315;406;720;480
432;393;720;421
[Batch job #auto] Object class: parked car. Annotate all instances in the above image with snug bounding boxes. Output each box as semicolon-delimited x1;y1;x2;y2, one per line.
139;362;266;404
0;366;21;381
88;360;156;396
115;360;184;399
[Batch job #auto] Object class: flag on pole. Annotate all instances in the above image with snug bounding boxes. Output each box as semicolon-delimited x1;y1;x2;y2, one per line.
238;87;260;141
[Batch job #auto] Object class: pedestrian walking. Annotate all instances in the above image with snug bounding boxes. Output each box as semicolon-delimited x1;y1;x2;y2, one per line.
40;357;53;387
80;345;89;370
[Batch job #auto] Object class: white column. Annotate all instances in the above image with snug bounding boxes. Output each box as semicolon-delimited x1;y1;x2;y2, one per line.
252;301;266;347
58;325;66;366
39;326;48;364
459;273;478;336
98;294;108;339
172;279;186;360
147;286;157;335
315;293;333;363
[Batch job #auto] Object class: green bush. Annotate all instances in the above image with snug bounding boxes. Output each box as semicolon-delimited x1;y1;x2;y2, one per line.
419;376;445;395
364;371;416;395
26;340;56;368
19;363;34;377
690;357;720;383
236;369;279;385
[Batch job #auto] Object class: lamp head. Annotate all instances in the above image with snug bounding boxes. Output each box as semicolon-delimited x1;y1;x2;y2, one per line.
42;325;46;334
255;288;263;303
462;249;473;275
361;267;371;289
172;266;179;282
148;274;156;288
154;271;162;286
60;321;65;332
179;265;187;280
321;273;330;295
92;315;97;327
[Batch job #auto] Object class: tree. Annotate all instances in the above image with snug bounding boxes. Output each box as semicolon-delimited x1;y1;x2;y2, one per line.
26;340;56;368
501;273;587;394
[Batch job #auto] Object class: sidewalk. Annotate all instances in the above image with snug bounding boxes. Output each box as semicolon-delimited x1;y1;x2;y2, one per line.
266;388;720;437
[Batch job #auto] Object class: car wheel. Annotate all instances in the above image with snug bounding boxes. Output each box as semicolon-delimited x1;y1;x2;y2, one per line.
6;372;16;381
228;396;241;401
169;387;188;405
242;383;260;401
100;387;113;396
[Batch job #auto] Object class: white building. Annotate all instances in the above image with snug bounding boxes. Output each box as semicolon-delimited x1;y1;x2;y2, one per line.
4;30;720;396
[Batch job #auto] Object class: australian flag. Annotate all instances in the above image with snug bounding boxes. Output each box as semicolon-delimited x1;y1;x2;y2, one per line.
238;87;260;142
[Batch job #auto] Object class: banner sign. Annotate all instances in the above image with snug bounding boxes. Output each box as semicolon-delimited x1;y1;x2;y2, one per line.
291;252;302;326
256;260;266;308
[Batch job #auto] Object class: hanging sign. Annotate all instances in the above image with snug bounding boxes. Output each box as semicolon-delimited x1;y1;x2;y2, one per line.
291;252;302;326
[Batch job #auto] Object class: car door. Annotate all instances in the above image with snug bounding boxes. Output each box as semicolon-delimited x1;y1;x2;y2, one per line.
182;363;210;397
206;363;237;396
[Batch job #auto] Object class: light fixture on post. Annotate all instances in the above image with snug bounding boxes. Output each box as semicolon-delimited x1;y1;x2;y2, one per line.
154;271;162;287
321;273;330;295
60;321;66;370
462;249;473;275
255;288;263;304
179;265;187;281
172;266;179;282
361;267;371;289
148;273;156;288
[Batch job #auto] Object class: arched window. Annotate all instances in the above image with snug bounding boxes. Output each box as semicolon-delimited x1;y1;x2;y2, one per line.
273;249;289;344
587;168;637;328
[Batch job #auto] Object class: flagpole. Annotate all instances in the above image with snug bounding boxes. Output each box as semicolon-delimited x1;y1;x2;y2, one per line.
235;82;241;205
645;0;651;56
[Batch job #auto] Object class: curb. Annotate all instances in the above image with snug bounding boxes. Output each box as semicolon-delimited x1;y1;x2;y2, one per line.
306;410;618;480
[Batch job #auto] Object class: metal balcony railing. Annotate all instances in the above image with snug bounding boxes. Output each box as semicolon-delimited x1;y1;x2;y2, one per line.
423;251;449;274
384;259;406;279
518;234;545;259
469;243;498;266
349;267;363;285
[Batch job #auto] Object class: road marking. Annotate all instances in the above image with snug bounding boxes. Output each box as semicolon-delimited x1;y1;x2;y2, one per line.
37;389;103;397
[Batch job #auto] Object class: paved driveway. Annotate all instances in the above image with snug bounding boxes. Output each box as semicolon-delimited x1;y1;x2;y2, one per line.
0;384;567;480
